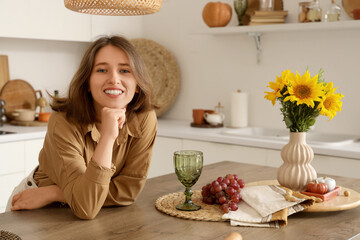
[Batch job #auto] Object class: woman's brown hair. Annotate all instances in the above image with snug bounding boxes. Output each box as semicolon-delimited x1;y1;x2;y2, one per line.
51;35;153;125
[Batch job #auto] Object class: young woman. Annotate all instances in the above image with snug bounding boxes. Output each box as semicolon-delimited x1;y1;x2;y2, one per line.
6;35;157;220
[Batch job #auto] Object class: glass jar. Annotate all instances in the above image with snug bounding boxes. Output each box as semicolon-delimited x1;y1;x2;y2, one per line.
324;0;341;22
259;0;274;11
308;0;322;22
298;2;311;23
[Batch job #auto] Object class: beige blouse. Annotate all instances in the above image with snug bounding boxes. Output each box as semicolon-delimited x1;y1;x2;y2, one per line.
33;110;157;219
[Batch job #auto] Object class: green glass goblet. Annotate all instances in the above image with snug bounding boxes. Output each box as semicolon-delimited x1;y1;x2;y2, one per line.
174;150;203;211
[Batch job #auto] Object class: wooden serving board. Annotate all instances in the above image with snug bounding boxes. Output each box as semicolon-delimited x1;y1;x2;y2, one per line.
0;55;10;90
247;180;360;212
190;122;223;128
0;79;37;119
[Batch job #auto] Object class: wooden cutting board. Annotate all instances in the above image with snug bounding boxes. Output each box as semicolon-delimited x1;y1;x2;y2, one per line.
0;79;37;120
247;180;360;212
0;55;10;90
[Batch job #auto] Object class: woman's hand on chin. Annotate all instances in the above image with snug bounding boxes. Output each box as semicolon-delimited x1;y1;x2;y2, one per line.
100;107;126;140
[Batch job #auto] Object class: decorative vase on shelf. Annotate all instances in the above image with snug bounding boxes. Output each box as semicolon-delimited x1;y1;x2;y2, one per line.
234;0;248;26
277;132;317;191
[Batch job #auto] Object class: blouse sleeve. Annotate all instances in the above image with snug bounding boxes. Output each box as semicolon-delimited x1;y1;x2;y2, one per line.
103;110;158;206
42;113;115;220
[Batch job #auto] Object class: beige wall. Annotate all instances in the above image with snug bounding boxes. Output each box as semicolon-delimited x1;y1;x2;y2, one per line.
142;0;360;135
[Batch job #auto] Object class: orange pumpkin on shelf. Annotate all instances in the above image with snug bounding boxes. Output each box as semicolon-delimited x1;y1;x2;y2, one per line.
202;2;232;28
306;180;328;194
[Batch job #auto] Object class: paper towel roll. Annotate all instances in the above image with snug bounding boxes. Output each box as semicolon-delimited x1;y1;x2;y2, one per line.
230;90;248;128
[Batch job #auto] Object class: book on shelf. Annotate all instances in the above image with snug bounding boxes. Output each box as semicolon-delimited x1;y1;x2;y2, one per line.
250;18;285;23
251;10;288;17
249;22;285;26
251;15;285;20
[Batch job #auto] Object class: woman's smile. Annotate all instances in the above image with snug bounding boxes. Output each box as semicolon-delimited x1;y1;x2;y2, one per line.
104;88;124;97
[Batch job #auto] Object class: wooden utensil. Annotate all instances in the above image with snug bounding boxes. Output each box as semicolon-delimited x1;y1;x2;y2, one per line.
0;79;38;120
0;55;10;90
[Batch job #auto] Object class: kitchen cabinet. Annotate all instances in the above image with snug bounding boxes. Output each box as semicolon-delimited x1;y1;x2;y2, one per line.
0;0;143;42
0;173;24;213
0;0;91;42
0;138;43;213
152;136;360;179
148;137;182;178
24;139;43;176
0;141;24;175
0;141;25;213
182;139;268;166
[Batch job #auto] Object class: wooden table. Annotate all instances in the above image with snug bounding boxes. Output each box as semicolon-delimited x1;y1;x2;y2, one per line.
0;161;359;240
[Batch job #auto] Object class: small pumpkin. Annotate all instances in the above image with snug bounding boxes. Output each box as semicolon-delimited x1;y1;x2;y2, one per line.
317;176;336;192
202;2;232;28
306;180;328;194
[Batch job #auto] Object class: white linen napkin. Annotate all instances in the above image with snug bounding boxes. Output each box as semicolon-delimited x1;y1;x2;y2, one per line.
222;185;316;228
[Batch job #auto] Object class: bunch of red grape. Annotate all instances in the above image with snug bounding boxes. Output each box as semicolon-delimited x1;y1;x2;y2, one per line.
201;174;245;213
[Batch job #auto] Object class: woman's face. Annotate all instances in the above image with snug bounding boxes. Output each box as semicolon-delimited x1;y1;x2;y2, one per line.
89;45;138;115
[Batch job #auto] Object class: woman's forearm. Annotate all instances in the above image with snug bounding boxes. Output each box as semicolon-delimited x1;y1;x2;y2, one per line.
47;185;66;203
91;136;114;169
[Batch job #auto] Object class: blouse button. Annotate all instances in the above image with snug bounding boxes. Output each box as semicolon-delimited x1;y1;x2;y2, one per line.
27;181;32;186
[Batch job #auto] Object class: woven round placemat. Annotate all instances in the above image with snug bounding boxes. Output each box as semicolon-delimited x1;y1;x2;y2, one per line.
155;190;225;222
0;230;22;240
130;38;180;117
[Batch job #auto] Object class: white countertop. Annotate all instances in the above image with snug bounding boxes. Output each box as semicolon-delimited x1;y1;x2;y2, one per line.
1;119;360;160
157;119;360;160
0;124;47;143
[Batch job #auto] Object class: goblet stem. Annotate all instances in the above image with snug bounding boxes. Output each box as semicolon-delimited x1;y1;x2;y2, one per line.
184;187;193;204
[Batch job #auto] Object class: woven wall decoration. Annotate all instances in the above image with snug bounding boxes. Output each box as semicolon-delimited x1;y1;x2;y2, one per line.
131;38;180;117
64;0;162;16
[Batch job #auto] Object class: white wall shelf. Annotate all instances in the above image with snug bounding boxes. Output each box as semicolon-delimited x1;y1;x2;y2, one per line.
198;20;360;35
197;20;360;63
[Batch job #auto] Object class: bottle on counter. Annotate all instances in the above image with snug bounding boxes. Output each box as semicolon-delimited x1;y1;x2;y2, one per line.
324;0;341;22
214;102;224;115
308;0;322;22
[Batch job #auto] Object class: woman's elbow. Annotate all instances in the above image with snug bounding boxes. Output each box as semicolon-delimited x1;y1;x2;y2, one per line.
72;205;101;220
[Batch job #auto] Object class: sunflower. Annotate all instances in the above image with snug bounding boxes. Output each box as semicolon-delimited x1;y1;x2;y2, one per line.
265;69;343;132
318;82;344;120
264;70;294;105
284;70;324;108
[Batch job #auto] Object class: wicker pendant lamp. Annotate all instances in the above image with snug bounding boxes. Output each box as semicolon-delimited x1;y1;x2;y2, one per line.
64;0;162;16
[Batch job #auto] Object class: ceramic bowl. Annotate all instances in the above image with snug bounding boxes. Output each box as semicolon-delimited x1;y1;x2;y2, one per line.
12;109;36;122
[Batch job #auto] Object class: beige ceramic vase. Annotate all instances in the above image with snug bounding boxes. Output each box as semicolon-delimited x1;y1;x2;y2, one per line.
277;132;317;191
